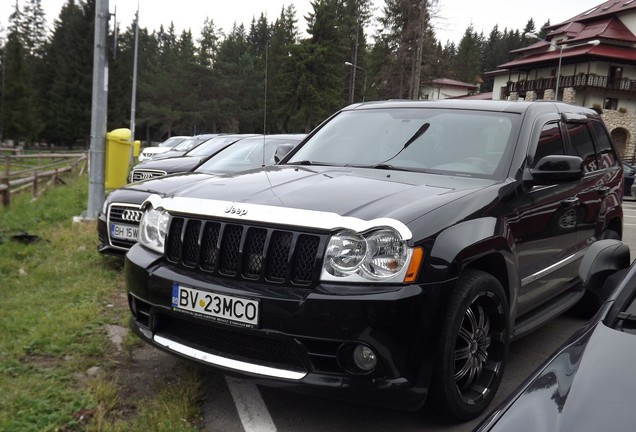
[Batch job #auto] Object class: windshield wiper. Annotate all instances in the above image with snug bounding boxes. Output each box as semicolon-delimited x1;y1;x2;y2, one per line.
402;122;430;149
289;160;336;167
291;160;316;165
369;164;429;173
371;163;401;170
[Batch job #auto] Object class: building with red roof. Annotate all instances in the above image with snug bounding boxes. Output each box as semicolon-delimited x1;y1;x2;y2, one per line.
421;78;479;100
488;0;636;158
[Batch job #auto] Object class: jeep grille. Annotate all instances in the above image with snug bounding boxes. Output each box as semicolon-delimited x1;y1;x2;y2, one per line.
166;216;325;286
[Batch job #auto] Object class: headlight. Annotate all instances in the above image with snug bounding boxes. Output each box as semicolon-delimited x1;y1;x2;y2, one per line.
360;229;407;279
325;230;367;274
101;196;109;215
138;207;170;253
323;228;410;282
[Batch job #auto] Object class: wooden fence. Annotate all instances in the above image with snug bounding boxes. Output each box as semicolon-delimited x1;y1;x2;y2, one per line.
0;152;87;207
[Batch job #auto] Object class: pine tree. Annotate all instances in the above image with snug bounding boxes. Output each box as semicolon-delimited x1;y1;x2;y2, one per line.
3;1;43;144
197;18;222;69
374;0;438;100
41;0;95;147
268;5;300;132
453;26;482;85
22;0;48;57
291;0;350;130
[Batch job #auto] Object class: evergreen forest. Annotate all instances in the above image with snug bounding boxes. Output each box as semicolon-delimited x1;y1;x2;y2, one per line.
0;0;551;147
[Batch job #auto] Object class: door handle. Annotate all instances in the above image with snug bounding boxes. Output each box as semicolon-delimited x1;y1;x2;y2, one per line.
598;186;609;196
561;196;579;207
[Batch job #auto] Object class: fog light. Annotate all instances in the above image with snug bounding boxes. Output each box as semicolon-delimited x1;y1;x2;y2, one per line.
353;344;377;371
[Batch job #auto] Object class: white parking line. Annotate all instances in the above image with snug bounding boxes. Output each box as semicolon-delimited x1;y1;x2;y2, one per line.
226;376;277;432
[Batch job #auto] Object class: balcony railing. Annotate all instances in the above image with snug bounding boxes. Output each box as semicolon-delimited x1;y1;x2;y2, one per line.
506;74;636;95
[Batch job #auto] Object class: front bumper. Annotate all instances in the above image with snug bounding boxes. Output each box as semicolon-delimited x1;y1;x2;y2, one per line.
125;243;450;410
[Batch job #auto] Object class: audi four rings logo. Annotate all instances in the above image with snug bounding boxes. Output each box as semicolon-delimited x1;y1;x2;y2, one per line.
225;205;248;216
121;209;143;222
139;172;154;179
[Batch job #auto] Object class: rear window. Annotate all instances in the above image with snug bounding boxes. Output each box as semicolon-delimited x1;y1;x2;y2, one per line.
567;123;598;173
589;121;618;169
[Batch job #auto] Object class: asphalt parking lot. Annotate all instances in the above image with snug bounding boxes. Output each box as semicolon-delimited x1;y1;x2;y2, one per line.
190;199;636;432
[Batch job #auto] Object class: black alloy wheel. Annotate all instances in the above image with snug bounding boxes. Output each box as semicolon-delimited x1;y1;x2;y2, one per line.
432;269;510;420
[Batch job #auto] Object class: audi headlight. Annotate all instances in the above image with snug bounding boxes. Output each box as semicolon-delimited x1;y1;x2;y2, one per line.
138;207;170;253
322;228;410;282
101;196;109;215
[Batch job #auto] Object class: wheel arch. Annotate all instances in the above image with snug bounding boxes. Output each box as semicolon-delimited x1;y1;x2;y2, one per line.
428;217;517;306
463;253;511;302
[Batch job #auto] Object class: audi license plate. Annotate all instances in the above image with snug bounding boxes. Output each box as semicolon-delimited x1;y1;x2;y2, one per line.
171;284;259;328
110;223;139;241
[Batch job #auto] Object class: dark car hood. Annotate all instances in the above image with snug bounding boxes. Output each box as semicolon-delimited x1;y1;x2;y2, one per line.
107;173;214;204
484;323;636;432
133;156;202;173
160;165;496;223
151;150;188;159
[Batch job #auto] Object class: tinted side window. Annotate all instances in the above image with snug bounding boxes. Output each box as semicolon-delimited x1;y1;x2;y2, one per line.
532;123;564;168
566;123;598;173
589;121;618;169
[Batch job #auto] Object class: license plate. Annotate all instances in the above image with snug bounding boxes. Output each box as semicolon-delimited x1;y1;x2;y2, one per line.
110;223;139;241
171;284;259;328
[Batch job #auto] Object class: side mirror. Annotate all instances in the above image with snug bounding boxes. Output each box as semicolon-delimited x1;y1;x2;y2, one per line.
523;155;583;184
274;144;295;164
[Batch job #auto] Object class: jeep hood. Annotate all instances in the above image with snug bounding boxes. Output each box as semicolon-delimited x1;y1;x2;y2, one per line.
163;165;496;223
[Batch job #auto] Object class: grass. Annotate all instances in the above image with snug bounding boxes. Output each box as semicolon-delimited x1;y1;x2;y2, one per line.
0;175;203;431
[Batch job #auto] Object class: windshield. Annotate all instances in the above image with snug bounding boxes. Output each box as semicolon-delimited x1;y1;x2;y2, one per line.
186;136;241;157
287;108;519;177
196;136;302;174
171;137;201;151
158;136;188;148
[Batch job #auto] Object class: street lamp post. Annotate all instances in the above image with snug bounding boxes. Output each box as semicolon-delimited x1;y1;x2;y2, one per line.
555;44;563;99
524;33;600;100
345;61;367;102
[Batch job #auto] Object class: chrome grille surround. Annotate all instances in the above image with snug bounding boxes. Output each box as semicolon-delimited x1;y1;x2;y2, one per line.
107;202;143;250
131;169;167;182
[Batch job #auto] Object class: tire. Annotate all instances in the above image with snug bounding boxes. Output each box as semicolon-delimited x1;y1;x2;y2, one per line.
432;269;510;420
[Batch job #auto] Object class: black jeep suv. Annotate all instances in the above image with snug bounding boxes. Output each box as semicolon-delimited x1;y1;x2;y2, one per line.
124;100;623;420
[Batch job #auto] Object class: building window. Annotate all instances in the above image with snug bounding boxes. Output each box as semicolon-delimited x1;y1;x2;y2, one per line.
604;98;618;110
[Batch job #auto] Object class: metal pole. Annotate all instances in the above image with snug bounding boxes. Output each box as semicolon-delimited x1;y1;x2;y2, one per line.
86;0;109;218
129;2;139;164
0;49;5;144
0;30;5;145
555;45;563;101
350;22;359;104
362;71;367;102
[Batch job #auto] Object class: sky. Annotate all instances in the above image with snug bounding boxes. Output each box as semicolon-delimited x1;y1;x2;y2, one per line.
0;0;607;45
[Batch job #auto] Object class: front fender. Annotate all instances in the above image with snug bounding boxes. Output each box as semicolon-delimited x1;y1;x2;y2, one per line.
426;217;517;304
